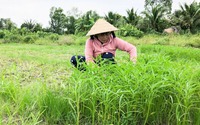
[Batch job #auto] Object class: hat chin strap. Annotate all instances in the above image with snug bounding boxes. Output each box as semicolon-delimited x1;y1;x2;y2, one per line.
96;36;111;44
96;38;104;44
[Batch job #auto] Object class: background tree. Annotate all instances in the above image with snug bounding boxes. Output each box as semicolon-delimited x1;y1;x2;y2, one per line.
65;16;76;34
123;8;139;26
0;18;16;30
145;0;172;14
142;5;168;32
104;12;123;27
75;10;100;35
171;2;200;33
65;8;82;34
49;7;67;34
21;19;43;32
21;20;35;31
33;23;43;32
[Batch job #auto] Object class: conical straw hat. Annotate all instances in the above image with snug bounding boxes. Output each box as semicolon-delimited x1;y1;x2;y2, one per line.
86;18;118;36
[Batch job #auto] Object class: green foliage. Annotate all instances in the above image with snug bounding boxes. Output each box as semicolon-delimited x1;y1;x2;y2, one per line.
20;19;42;32
0;30;5;38
1;2;200;35
36;31;49;38
75;36;87;45
123;8;139;26
65;16;76;34
48;33;59;41
18;27;31;36
145;0;172;14
154;37;170;45
3;34;22;43
23;35;37;43
0;18;17;30
38;89;70;124
0;44;200;124
171;2;200;34
142;5;168;32
49;7;67;35
105;12;122;27
0;29;61;44
119;24;144;38
75;10;100;35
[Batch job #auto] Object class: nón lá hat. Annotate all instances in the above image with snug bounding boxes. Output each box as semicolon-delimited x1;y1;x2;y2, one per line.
86;18;118;36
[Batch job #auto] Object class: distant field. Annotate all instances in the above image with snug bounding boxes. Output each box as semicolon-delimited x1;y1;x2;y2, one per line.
0;38;200;124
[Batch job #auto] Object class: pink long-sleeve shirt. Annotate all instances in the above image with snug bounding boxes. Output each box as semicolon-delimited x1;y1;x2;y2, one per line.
85;36;137;62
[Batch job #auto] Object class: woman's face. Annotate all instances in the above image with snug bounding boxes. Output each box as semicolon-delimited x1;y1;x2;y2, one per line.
96;32;111;43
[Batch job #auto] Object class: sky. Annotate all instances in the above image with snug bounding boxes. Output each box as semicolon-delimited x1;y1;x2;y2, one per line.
0;0;197;28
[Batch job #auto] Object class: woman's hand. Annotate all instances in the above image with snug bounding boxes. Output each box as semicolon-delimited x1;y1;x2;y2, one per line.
131;57;137;64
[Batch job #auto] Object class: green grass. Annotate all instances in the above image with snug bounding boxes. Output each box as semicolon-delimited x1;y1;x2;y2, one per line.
0;40;200;124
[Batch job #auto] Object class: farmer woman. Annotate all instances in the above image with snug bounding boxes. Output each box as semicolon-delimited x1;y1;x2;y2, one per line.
71;18;137;70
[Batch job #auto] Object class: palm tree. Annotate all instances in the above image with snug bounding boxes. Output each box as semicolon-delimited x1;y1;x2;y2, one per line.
142;5;167;32
173;2;200;33
21;20;42;32
123;8;139;26
145;0;172;14
104;12;122;27
21;20;36;31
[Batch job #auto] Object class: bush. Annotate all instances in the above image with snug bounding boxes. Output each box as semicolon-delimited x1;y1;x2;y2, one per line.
18;28;30;36
23;35;36;43
37;31;48;38
3;34;22;43
48;34;59;41
119;24;144;38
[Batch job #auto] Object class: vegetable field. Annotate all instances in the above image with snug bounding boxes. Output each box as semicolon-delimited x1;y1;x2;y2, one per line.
0;41;200;124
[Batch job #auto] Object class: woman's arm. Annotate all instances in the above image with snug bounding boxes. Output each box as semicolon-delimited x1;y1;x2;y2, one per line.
115;37;137;64
85;39;95;63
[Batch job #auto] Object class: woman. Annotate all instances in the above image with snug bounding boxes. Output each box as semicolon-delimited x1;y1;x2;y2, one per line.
71;18;137;70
